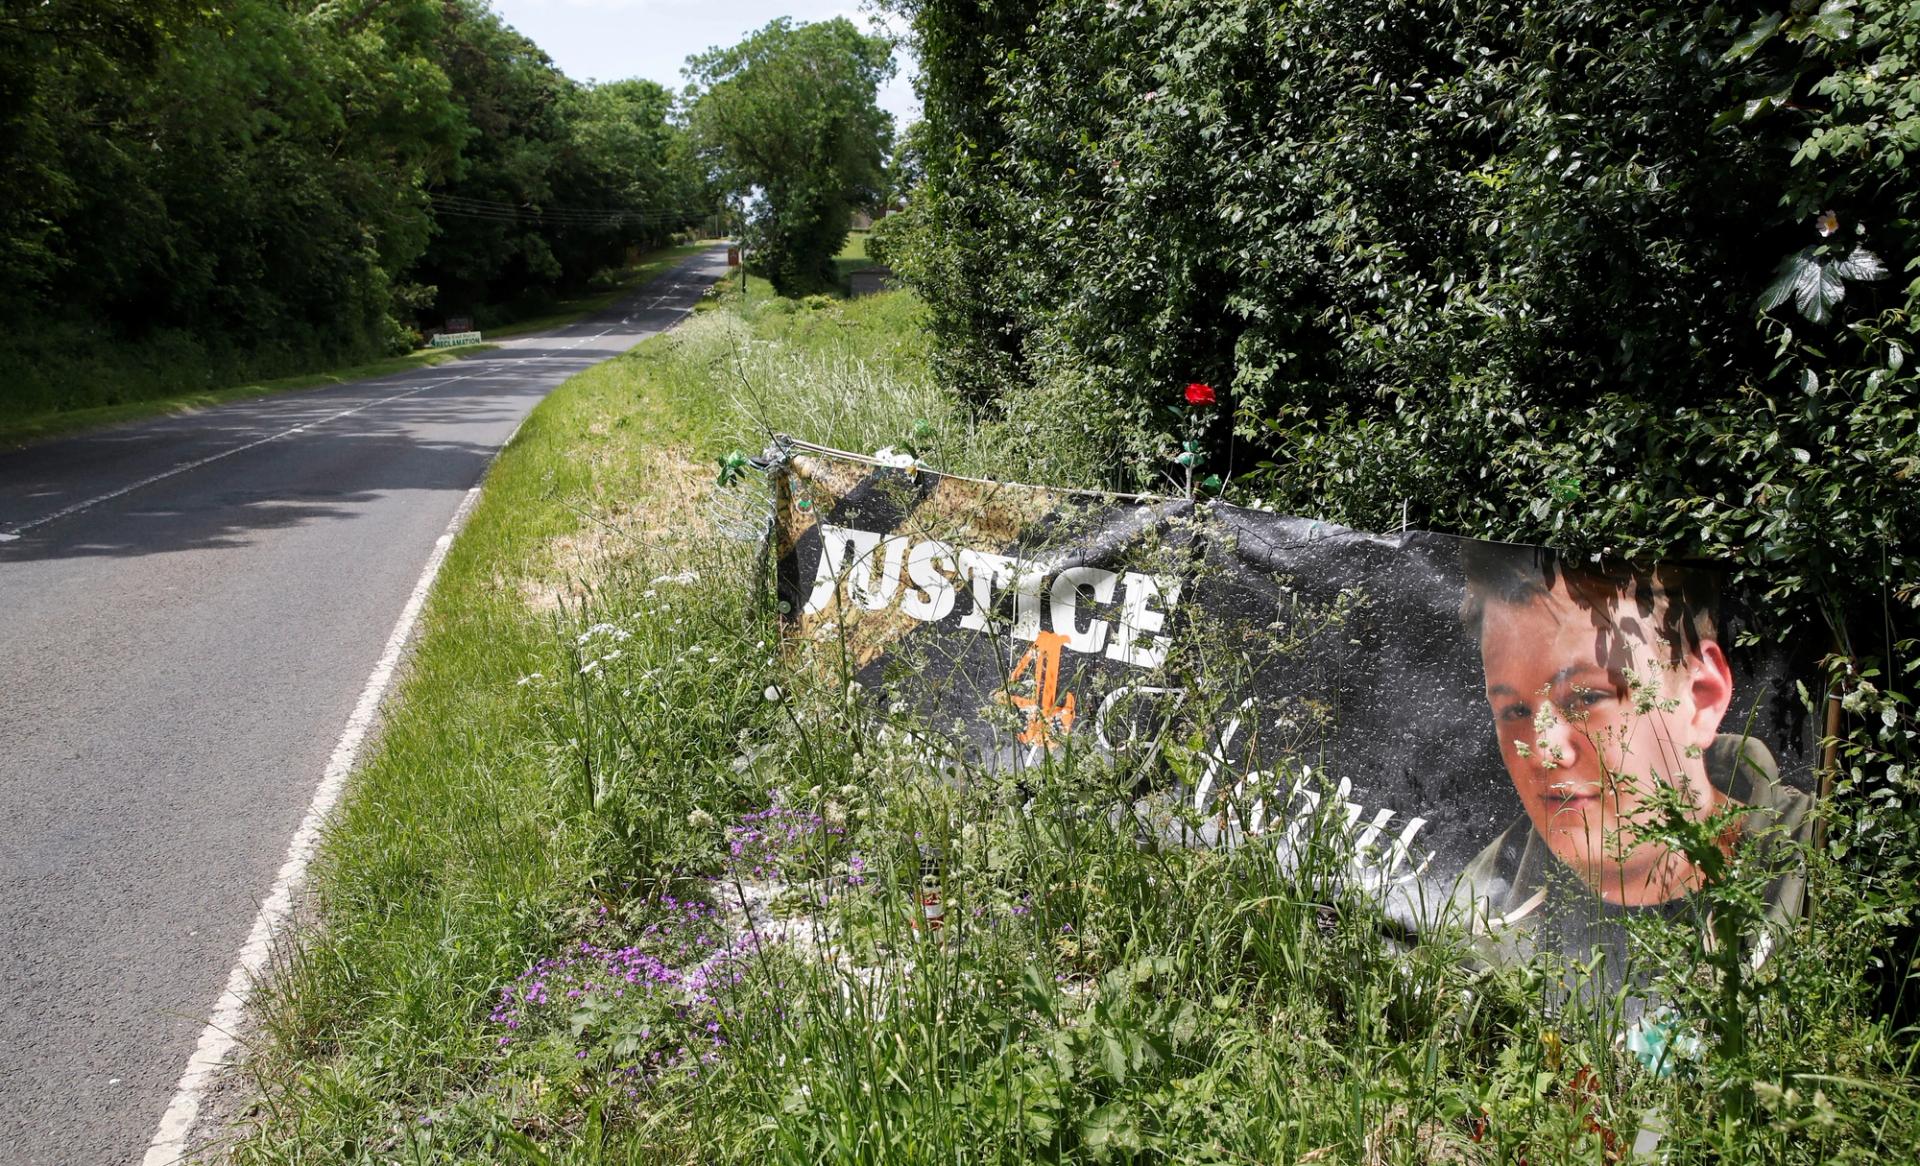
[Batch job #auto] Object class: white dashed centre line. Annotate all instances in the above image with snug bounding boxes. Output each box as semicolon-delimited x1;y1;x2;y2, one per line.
0;371;484;540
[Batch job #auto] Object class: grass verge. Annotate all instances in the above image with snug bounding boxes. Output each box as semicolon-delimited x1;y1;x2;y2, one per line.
225;277;963;1163
227;276;1919;1165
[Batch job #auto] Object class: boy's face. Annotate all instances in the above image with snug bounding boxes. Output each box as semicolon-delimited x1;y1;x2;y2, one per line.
1478;576;1733;904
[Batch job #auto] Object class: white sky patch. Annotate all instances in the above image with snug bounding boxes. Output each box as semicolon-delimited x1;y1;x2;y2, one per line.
488;0;921;125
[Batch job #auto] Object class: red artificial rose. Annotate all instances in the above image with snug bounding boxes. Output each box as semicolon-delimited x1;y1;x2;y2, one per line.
1184;382;1216;405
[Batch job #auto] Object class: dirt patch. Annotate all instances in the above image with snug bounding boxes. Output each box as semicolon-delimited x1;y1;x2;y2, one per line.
520;445;718;614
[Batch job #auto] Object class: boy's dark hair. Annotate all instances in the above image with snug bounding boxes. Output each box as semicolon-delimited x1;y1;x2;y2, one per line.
1458;541;1719;662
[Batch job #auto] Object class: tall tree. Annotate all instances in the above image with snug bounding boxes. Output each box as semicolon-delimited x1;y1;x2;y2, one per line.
686;18;893;295
414;4;711;325
0;0;714;416
0;0;203;310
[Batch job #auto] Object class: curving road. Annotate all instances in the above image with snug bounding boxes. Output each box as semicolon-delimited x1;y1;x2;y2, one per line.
0;245;730;1165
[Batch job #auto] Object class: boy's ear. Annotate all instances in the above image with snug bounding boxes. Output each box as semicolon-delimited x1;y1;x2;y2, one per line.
1688;641;1734;746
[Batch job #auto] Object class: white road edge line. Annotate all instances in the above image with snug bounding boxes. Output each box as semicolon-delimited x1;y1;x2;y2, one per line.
141;474;489;1166
138;257;717;1160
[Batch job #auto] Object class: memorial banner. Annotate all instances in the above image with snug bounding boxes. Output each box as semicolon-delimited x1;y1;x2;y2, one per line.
771;441;1820;973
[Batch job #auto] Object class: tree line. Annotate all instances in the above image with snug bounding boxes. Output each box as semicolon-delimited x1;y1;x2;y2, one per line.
0;0;715;417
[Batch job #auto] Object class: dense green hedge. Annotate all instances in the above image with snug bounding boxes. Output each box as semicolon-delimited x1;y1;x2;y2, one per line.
884;0;1915;641
884;0;1920;1012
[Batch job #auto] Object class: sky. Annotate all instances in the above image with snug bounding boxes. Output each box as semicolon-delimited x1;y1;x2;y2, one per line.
486;1;921;128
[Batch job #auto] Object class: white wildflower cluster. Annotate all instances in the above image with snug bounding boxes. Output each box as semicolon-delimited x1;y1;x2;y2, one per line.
577;622;632;646
1840;679;1891;723
576;622;631;675
1531;703;1567;769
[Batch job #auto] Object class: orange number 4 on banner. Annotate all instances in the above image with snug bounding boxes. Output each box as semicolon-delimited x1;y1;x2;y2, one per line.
1009;630;1077;745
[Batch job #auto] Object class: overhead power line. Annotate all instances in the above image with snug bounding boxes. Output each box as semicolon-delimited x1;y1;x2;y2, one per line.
431;191;702;219
427;193;711;230
429;205;702;228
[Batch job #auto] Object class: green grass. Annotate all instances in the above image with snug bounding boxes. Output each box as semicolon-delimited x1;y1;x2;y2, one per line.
0;344;499;449
228;281;958;1162
832;230;878;290
228;279;1920;1166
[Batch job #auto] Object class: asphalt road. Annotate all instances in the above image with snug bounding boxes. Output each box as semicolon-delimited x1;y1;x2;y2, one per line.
0;245;731;1165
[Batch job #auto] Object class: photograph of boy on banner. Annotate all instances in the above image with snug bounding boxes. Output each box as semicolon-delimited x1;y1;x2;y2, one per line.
1452;541;1814;964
